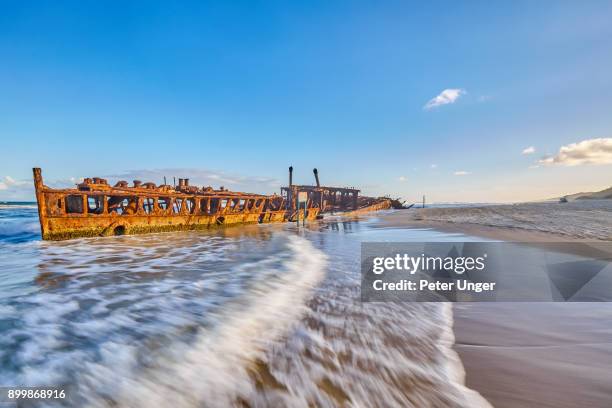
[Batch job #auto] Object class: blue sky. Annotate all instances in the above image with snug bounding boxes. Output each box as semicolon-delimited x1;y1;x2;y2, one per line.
1;1;612;202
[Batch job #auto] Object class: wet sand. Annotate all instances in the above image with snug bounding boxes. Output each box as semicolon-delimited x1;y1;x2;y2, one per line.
453;303;612;408
375;203;612;408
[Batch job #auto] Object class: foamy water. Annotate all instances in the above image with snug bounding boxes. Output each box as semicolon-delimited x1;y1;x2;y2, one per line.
0;206;490;407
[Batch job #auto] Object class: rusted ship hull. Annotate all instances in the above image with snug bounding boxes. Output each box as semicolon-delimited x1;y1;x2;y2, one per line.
338;199;394;216
38;210;297;241
33;167;396;240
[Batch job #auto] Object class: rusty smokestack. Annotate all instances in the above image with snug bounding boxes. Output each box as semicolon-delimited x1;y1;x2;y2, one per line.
313;168;320;187
289;166;293;187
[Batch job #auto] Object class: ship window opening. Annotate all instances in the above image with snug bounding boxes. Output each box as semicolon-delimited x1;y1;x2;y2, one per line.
220;199;228;210
230;198;239;212
142;198;154;214
87;196;104;214
255;199;263;208
66;195;84;214
158;197;170;211
108;198;131;215
238;199;246;211
210;198;219;214
199;198;209;214
124;198;138;215
173;198;183;214
185;198;195;214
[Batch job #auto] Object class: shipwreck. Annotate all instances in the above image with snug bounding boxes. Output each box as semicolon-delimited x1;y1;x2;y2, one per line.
33;167;401;240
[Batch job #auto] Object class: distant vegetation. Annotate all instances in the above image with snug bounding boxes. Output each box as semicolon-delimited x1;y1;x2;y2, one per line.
575;186;612;200
556;186;612;201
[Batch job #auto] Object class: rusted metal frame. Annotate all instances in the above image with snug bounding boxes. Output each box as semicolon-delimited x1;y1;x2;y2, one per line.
33;168;46;235
42;194;262;220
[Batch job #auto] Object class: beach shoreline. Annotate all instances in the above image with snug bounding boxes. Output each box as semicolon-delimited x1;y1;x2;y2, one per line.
374;200;612;242
374;203;612;408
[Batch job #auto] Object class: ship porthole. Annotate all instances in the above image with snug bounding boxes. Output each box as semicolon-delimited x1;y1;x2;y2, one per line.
216;217;225;225
113;225;126;236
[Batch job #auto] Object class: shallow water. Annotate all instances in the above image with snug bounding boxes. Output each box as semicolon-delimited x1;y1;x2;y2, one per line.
0;206;490;407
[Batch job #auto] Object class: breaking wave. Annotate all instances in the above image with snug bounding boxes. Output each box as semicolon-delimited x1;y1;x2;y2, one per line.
77;234;328;407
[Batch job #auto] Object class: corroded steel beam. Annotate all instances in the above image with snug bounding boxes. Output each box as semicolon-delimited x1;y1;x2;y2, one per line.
281;184;361;212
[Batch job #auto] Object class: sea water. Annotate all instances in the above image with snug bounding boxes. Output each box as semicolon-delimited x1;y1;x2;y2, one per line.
0;205;488;407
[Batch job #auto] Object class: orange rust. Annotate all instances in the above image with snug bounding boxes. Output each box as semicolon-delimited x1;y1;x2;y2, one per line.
33;168;396;240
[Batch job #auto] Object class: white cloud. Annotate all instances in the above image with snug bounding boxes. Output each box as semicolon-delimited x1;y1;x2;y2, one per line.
453;171;471;176
398;176;407;182
0;176;33;200
424;88;466;110
522;146;536;155
0;176;28;191
430;164;438;169
539;138;612;166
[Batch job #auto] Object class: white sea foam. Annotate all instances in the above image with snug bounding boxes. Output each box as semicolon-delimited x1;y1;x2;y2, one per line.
0;213;491;407
73;234;327;407
0;204;38;209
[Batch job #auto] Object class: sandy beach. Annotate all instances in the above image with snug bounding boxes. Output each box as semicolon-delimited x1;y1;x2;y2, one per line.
376;201;612;408
453;303;612;408
378;200;612;241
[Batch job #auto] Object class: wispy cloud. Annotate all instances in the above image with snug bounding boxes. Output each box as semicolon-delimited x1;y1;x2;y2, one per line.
0;176;33;200
453;171;471;176
522;146;536;155
539;138;612;166
398;176;407;182
0;176;28;191
1;167;285;201
104;168;281;194
430;164;438;169
424;89;466;110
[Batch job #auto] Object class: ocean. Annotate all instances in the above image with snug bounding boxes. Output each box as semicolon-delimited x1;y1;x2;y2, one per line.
0;204;488;407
